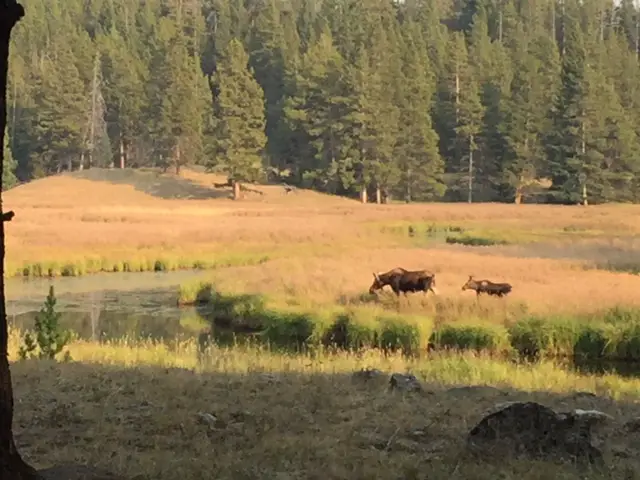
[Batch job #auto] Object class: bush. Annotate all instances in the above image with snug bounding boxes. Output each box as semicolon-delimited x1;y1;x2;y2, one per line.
430;323;511;354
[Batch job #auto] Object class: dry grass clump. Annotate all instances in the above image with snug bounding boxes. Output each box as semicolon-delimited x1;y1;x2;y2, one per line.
8;326;640;480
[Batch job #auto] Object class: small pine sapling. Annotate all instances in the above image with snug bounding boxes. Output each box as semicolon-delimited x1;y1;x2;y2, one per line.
18;285;72;361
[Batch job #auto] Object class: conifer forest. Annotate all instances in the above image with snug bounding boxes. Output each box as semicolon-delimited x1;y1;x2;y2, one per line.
5;0;640;205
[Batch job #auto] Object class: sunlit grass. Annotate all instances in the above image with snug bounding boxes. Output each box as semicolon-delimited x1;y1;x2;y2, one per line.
8;326;640;400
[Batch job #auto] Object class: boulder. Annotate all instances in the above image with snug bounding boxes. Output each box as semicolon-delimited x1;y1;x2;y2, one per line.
468;401;605;466
388;373;422;393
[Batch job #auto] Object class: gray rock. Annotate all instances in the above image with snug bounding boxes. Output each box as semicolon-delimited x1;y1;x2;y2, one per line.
389;373;422;393
468;401;604;466
196;412;226;429
624;417;640;433
38;465;127;480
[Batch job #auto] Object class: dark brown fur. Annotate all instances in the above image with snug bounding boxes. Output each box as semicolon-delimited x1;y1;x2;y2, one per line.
461;275;512;297
369;268;438;296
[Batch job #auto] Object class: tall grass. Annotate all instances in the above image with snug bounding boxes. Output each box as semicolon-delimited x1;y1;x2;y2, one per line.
177;280;640;362
9;251;273;278
7;326;640;401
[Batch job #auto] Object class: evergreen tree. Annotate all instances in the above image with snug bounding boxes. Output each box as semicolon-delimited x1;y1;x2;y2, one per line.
283;30;356;194
211;38;267;200
395;24;445;202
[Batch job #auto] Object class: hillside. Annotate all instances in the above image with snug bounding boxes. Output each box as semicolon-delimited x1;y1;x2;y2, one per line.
5;167;358;208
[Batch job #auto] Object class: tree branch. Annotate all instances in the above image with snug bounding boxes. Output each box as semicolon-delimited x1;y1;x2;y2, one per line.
1;211;13;222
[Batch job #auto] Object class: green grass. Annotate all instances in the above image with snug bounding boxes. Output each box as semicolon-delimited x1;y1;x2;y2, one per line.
373;220;616;248
178;280;640;362
10;251;274;278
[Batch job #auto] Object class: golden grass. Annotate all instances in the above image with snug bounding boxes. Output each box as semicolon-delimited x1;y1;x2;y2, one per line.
188;247;640;316
8;326;640;479
6;168;640;277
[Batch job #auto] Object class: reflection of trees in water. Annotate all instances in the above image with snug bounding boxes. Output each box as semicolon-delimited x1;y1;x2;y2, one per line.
12;308;205;341
90;291;102;341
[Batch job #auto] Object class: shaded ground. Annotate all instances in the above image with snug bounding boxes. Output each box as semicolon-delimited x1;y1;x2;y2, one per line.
11;361;640;480
67;168;230;201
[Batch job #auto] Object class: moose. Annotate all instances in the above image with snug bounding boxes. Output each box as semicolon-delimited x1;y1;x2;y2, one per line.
369;267;438;297
461;275;512;297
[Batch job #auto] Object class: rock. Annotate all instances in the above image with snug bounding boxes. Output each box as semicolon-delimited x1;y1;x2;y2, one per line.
467;401;604;466
389;373;422;393
481;401;521;417
564;409;614;426
446;385;506;397
352;368;385;382
624;417;640;433
196;412;226;429
38;465;127;480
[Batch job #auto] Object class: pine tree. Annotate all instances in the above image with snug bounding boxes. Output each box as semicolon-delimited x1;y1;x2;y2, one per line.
545;2;587;204
161;34;212;174
98;27;148;168
211;38;267;200
395;24;445;202
30;41;87;174
283;30;356;194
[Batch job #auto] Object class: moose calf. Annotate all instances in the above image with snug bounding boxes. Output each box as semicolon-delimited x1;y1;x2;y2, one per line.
461;275;512;297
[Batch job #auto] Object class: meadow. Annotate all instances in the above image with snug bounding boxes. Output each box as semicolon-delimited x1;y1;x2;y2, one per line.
7;167;640;478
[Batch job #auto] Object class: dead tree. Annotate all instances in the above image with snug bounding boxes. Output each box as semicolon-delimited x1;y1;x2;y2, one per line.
0;2;39;478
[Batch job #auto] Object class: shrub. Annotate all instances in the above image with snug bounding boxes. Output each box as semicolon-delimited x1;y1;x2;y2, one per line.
430;323;511;354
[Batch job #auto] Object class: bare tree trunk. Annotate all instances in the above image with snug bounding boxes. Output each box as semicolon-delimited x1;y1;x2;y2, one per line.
175;142;181;175
119;134;125;169
0;3;40;478
375;186;381;204
359;188;367;204
467;134;474;204
514;179;523;205
232;181;241;200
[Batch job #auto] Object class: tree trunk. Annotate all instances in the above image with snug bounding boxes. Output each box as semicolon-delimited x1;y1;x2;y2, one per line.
119;134;125;169
175;142;181;175
375;186;381;204
0;3;40;478
514;176;523;205
233;181;241;200
359;188;367;204
467;134;474;204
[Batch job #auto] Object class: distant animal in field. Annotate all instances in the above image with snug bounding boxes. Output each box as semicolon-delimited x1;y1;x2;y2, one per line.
369;267;438;297
461;275;512;297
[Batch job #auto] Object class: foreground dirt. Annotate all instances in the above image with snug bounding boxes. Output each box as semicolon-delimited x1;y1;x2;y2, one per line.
10;361;640;480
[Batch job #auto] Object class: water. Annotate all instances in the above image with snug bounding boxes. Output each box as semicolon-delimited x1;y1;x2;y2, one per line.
6;270;640;379
6;271;212;342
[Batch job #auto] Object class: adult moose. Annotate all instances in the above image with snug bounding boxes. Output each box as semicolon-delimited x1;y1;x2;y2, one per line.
369;267;438;297
461;275;512;297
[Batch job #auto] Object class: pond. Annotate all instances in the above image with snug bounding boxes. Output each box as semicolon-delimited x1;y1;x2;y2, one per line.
6;271;212;342
6;270;640;379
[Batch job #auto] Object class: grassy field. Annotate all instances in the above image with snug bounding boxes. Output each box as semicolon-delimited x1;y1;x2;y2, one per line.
7;168;640;478
8;326;640;479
